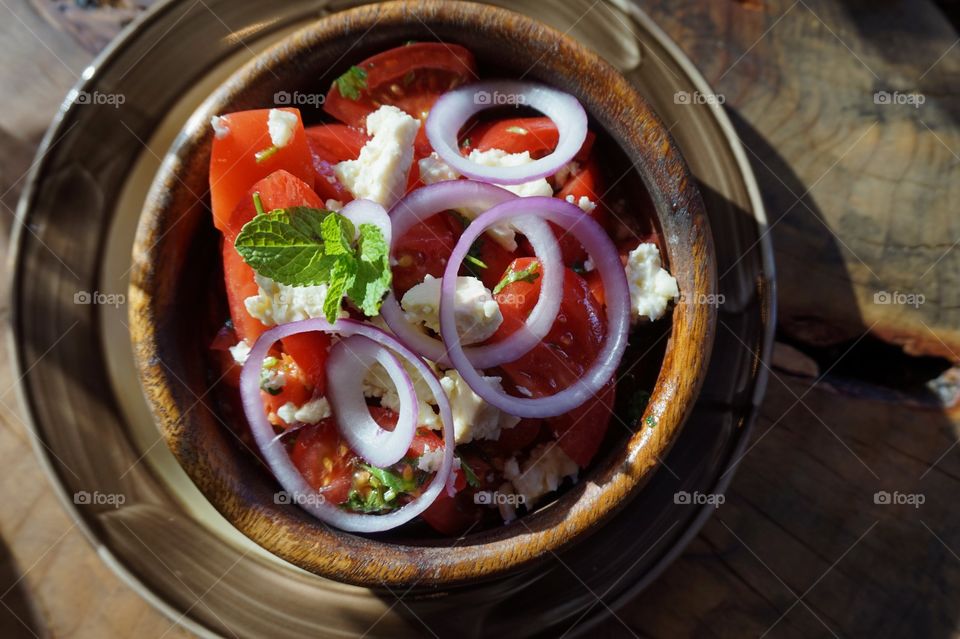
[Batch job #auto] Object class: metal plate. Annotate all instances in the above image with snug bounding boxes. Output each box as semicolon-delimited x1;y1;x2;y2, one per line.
9;0;773;636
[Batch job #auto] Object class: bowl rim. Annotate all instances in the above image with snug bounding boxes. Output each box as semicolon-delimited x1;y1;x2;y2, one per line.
128;0;717;587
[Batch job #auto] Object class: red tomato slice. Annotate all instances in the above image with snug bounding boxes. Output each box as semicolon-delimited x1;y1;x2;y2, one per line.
491;258;612;466
305;124;369;203
467;116;594;160
553;155;609;265
290;419;356;505
323;43;477;157
281;332;333;395
222;240;265;343
492;418;543;454
210;108;314;233
420;488;483;535
474;238;519;291
261;354;314;422
391;211;464;297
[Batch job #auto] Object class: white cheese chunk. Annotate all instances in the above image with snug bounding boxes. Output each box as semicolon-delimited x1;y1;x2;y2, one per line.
324;199;344;212
334;105;419;209
418;152;459;185
244;274;346;327
503;443;579;506
400;275;502;346
625;243;679;321
565;193;597;213
439;370;520;444
228;340;250;365
210;115;230;139
362;359;441;430
276;397;332;426
267;109;298;148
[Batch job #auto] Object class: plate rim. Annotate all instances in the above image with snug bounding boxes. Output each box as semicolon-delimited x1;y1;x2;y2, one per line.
6;0;774;635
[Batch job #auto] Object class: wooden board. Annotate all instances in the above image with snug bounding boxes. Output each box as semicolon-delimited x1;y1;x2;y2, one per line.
0;0;957;636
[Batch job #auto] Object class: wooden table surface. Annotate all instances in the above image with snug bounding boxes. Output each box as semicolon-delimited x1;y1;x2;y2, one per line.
1;0;958;637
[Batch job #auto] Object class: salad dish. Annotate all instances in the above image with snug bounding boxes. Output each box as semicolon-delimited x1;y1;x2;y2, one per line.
131;0;715;587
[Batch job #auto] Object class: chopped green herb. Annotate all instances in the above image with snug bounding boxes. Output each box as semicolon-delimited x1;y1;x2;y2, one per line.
402;70;416;87
460;458;480;488
361;464;418;494
234;206;392;322
461;137;471;148
505;126;528;135
465;254;488;270
645;415;657;428
262;356;279;369
571;261;587;275
493;260;540;295
335;65;368;100
254;145;279;164
252;192;265;216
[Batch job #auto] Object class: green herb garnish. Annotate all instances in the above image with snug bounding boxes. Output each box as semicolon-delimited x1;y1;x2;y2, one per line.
254;145;280;164
493;260;540;295
335;65;368;100
645;415;657;429
505;126;528;135
234;202;391;323
460;458;480;488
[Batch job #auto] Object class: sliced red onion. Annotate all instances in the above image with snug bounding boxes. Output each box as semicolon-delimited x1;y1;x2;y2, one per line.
425;80;587;185
440;197;631;418
240;319;454;533
382;180;562;368
339;198;391;247
326;335;417;467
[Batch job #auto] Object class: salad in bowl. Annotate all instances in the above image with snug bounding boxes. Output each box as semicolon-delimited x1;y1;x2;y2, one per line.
208;41;680;535
131;0;714;586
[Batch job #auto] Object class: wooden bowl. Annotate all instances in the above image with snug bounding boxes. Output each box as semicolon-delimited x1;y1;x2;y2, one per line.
129;0;715;588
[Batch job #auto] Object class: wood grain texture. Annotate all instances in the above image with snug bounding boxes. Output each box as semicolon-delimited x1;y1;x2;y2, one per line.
2;0;958;636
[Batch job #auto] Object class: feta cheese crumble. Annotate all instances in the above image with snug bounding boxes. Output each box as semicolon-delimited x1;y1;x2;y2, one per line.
324;199;344;212
400;275;503;346
334;105;420;209
276;397;332;425
416;447;446;473
362;359;441;430
418;152;459;185
440;370;520;444
210;115;229;139
244;273;346;326
625;243;679;321
267;109;298;148
504;443;579;506
565;193;597;213
228;340;250;365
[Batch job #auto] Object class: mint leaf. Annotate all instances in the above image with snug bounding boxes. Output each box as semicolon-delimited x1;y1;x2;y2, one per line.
234;207;335;286
235;206;392;322
323;257;355;324
335;66;368;100
349;223;392;316
493;260;540;295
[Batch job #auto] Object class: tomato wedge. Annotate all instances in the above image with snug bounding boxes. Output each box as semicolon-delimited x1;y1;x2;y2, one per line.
210;108;314;233
324;42;478;157
290;419;356;505
391;211;464;297
305;123;369;203
491;258;612;466
467;116;595;161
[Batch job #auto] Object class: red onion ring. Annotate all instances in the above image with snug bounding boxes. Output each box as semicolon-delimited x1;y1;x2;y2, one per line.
240;319;455;532
425;81;587;185
439;197;631;418
326;335;418;468
339;198;391;247
382;180;562;368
